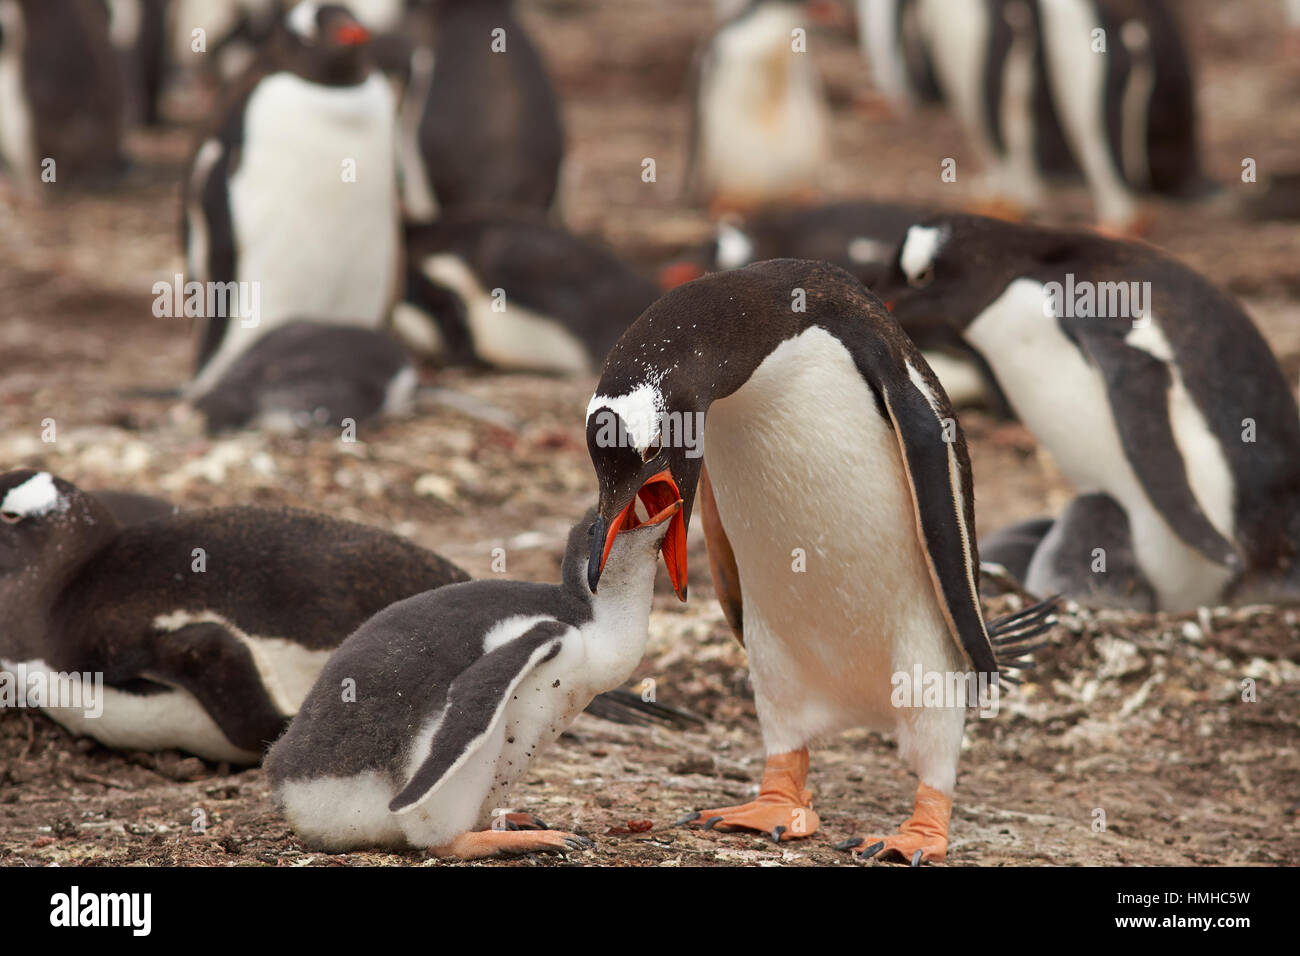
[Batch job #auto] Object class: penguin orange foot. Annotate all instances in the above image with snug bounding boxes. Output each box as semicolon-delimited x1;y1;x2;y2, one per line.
836;784;952;866
432;830;593;860
677;749;820;842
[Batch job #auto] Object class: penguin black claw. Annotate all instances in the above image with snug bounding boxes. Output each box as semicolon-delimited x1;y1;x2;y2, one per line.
911;849;924;867
833;837;864;852
860;841;886;860
771;826;786;843
563;836;595;851
675;811;701;826
703;816;725;831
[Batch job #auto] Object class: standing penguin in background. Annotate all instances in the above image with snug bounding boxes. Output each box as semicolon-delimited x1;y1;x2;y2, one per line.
182;1;400;396
686;0;831;215
855;0;943;112
585;260;1053;863
881;214;1300;611
1036;0;1206;232
105;0;169;126
397;0;564;221
266;508;677;856
396;210;660;373
0;0;125;188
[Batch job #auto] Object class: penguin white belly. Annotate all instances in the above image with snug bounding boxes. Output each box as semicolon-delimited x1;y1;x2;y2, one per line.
965;279;1235;609
204;72;399;387
418;254;591;374
698;8;828;198
0;0;35;185
6;658;258;764
396;638;587;848
702;328;961;755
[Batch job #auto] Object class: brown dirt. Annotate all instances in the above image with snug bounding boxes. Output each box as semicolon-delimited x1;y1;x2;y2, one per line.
1;0;1297;867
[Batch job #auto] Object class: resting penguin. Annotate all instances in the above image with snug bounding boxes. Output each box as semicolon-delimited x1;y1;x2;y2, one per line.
397;0;563;221
182;1;400;397
881;214;1300;611
191;320;416;434
686;0;831;214
584;259;1054;863
0;0;126;188
265;507;677;856
395;211;660;374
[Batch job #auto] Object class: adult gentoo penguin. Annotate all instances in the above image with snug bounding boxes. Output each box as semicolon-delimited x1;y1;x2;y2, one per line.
182;1;400;396
266;508;677;856
0;0;125;188
881;214;1300;611
584;260;1052;863
686;0;831;213
398;0;564;220
396;211;659;374
0;470;468;764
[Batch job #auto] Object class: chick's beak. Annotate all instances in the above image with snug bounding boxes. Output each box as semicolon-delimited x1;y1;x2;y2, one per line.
588;469;688;601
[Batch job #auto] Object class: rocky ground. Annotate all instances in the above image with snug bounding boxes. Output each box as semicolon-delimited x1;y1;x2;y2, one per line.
0;0;1297;866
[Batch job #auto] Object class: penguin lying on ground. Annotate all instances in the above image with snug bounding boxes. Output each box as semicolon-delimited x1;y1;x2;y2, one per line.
881;214;1300;611
686;0;831;214
396;212;660;374
0;0;126;188
671;199;1011;414
0;471;686;763
182;1;400;396
266;506;678;856
584;259;1054;863
191;321;416;433
396;0;564;221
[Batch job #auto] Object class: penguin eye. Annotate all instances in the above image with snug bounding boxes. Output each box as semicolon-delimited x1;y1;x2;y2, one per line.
641;433;663;463
0;511;21;525
910;264;934;288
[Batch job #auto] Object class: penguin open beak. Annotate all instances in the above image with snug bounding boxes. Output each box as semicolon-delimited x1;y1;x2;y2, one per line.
589;470;688;601
334;22;371;46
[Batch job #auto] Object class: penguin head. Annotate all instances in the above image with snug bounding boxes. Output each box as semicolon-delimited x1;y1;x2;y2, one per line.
881;214;1070;334
279;2;374;85
565;504;679;601
0;471;118;607
584;388;697;604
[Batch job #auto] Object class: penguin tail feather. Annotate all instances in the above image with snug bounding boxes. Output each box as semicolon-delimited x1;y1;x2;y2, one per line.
986;595;1060;681
583;689;705;729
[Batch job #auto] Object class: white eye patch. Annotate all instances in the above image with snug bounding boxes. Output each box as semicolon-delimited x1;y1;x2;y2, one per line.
1;472;64;519
899;225;947;285
287;0;321;40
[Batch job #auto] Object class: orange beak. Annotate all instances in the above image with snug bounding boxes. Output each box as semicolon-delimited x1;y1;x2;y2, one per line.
334;22;371;46
597;469;689;601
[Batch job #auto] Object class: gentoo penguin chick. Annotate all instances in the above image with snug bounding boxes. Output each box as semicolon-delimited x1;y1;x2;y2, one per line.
686;0;831;213
265;506;679;856
396;211;659;374
0;0;126;188
882;214;1300;611
0;469;469;763
182;1;400;396
397;0;564;220
191;320;416;433
585;259;1054;863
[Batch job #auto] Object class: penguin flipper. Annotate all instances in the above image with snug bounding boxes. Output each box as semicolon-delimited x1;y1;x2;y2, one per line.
146;620;289;755
872;363;1000;677
699;461;744;643
388;622;570;814
1070;323;1241;570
